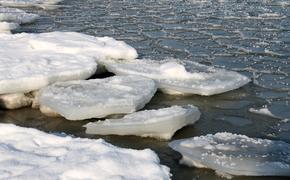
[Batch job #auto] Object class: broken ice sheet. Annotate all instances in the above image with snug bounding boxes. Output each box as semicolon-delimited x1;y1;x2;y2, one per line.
85;105;201;140
169;132;290;177
0;123;171;179
105;59;250;96
39;76;157;120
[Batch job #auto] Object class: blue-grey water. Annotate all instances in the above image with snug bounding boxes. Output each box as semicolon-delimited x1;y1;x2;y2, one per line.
1;0;290;179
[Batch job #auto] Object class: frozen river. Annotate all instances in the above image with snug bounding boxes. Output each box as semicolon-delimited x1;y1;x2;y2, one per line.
1;0;290;179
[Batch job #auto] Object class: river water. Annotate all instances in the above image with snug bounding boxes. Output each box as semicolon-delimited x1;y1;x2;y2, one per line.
1;0;290;179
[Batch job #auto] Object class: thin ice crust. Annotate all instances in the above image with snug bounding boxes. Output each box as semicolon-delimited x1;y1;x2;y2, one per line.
39;76;157;120
169;132;290;176
0;123;171;179
106;59;250;96
85;105;201;140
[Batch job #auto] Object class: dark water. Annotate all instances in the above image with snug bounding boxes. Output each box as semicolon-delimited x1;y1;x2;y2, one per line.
2;0;290;179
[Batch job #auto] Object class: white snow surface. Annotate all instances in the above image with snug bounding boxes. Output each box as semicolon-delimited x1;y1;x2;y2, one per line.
169;132;290;176
0;32;137;94
0;7;39;24
39;76;157;120
0;0;63;9
105;59;250;96
85;105;201;140
0;123;171;179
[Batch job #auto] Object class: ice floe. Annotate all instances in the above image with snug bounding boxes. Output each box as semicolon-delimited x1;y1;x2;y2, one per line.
0;32;137;95
0;0;63;9
85;105;201;140
169;132;290;177
105;59;250;96
0;123;171;179
0;7;39;24
39;76;157;120
249;106;279;119
0;93;33;109
0;21;18;33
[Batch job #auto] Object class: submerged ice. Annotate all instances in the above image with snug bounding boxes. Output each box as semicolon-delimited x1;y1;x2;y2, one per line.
39;76;157;120
85;105;201;140
0;123;170;179
169;132;290;177
106;59;250;96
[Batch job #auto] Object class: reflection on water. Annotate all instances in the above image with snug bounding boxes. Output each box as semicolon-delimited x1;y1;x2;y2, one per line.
2;0;290;179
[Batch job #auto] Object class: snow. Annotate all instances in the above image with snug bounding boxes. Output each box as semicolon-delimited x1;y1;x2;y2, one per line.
105;59;250;96
169;132;290;176
0;0;63;9
0;123;171;179
0;32;137;95
0;93;33;109
39;76;157;120
85;105;201;140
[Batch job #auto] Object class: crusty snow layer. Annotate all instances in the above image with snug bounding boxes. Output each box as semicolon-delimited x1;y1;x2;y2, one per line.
105;59;250;96
169;132;290;176
85;105;201;140
39;76;157;120
0;0;63;9
0;7;39;24
0;123;171;179
0;32;137;94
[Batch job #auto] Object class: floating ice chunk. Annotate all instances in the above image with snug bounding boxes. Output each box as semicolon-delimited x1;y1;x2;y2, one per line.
39;76;157;120
249;106;279;119
0;21;18;33
169;132;290;176
0;123;170;179
0;7;39;24
0;93;33;109
85;105;201;140
0;0;63;9
106;59;250;96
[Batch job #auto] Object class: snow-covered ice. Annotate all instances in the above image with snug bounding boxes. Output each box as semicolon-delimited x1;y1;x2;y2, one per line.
85;105;201;140
0;32;137;95
0;7;39;24
39;76;157;120
0;93;33;109
0;0;63;9
105;59;250;96
0;123;171;179
169;132;290;177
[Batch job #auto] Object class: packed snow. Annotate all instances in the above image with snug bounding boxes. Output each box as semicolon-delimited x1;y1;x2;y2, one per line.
105;59;250;96
85;105;201;140
0;0;63;9
39;76;157;120
0;123;171;179
0;93;33;109
0;32;137;95
169;132;290;177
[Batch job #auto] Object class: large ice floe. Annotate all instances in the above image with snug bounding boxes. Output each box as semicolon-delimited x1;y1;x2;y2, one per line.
105;59;250;96
0;0;63;9
169;132;290;177
85;105;201;140
38;76;157;120
0;32;137;94
0;123;171;179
